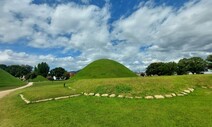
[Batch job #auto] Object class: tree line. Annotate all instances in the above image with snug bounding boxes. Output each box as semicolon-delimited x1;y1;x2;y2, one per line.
145;55;212;76
0;62;70;80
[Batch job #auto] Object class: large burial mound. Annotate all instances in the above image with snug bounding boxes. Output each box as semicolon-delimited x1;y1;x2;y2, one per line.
0;69;24;88
74;59;137;79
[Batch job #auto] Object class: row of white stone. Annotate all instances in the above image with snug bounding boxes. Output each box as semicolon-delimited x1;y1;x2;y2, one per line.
19;94;81;104
82;88;195;99
201;86;212;89
19;87;198;104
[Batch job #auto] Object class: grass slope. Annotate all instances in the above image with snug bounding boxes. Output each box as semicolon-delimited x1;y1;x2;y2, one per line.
23;75;211;101
0;69;24;90
0;88;211;127
74;59;137;79
29;75;48;82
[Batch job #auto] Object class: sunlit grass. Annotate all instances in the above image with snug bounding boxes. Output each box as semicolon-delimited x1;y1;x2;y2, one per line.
22;75;212;100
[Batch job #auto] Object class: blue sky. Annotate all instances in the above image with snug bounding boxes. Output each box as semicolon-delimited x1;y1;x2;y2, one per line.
0;0;211;72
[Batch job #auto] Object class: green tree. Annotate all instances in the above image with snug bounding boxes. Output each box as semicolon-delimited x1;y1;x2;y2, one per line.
146;62;177;76
146;62;164;76
163;62;177;75
177;58;189;75
187;57;207;74
50;67;66;79
0;64;7;71
206;55;212;69
36;62;50;77
6;65;32;77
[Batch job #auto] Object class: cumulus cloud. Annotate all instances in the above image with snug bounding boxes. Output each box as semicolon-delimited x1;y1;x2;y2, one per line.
0;49;83;71
112;0;212;71
0;0;211;72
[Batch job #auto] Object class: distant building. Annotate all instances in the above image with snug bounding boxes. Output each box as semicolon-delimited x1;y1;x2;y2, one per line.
69;71;77;78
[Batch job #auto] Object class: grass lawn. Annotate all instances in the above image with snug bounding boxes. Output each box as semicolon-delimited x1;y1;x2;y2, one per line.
0;88;211;127
0;75;211;127
22;75;211;101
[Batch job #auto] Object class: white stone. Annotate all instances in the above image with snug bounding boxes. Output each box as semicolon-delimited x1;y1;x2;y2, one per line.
35;98;53;102
188;88;194;92
164;94;172;98
125;96;133;99
84;93;88;96
184;90;190;93
181;92;187;95
154;95;164;99
55;96;69;100
117;95;124;98
95;93;100;97
145;96;154;99
202;86;207;89
20;94;31;104
69;94;81;97
88;93;94;96
25;100;30;104
135;96;142;99
171;93;176;96
109;94;116;98
101;94;109;97
177;94;184;96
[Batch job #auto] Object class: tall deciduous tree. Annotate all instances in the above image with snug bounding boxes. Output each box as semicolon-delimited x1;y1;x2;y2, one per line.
6;65;32;77
206;55;212;69
146;62;177;76
177;58;189;75
35;62;50;77
0;64;7;71
50;67;66;79
187;57;207;74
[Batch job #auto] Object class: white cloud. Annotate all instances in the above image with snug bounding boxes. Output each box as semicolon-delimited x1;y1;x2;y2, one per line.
0;49;81;71
0;0;212;72
111;0;212;71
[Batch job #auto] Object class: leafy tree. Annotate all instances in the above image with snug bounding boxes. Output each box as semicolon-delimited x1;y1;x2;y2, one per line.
36;62;50;77
25;72;37;80
206;55;212;69
177;58;189;75
0;64;7;71
146;62;178;76
6;65;33;77
50;67;66;79
140;72;145;77
166;62;177;75
187;57;207;74
146;62;164;76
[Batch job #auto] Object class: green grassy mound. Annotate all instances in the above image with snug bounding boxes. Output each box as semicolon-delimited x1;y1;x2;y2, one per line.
30;75;48;82
0;69;24;90
74;59;137;79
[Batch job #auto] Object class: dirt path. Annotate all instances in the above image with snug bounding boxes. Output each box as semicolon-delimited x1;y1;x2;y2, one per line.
0;82;33;99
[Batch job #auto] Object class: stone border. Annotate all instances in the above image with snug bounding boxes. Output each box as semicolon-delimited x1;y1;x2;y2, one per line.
201;86;212;89
82;87;195;100
19;94;81;104
20;86;211;104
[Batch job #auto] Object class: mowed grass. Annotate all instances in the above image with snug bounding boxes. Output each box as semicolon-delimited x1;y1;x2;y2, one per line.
0;88;211;127
23;81;76;101
22;74;212;100
0;69;25;91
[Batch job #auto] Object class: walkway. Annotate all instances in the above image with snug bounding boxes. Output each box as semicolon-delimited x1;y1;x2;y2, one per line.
0;82;33;99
